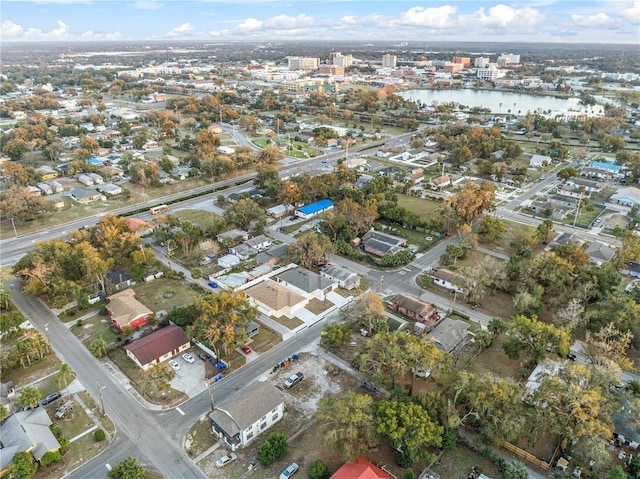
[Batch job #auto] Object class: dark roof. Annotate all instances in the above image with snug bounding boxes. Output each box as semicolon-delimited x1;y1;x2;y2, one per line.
106;270;132;284
362;230;406;255
427;317;470;353
276;266;335;293
124;325;188;366
209;381;282;435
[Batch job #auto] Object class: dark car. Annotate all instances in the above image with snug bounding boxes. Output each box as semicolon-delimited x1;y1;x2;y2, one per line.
198;353;212;361
567;353;577;361
41;391;62;406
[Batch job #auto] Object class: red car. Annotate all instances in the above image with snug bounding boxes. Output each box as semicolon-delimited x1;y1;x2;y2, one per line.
241;346;252;355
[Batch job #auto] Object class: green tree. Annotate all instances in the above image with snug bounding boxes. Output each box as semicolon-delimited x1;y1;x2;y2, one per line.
307;459;330;479
375;400;443;465
609;465;628;479
488;317;506;335
107;456;146;479
257;433;288;467
286;232;335;269
0;403;9;422
223;198;267;232
320;323;351;352
557;167;579;182
10;451;38;479
504;460;529;479
536;219;554;244
316;392;378;461
17;387;41;410
89;336;108;358
451;146;472;167
56;363;76;396
478;215;507;241
502;314;570;364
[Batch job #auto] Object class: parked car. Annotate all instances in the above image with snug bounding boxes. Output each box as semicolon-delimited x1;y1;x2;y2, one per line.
567;353;577;361
215;452;238;468
182;353;195;364
241;346;252;355
208;280;218;288
279;463;299;479
41;391;62;406
54;400;75;419
169;360;180;371
198;353;212;361
284;372;304;389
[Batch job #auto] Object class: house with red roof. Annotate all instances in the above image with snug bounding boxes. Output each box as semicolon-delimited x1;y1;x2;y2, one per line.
107;289;153;331
123;325;190;370
330;456;392;479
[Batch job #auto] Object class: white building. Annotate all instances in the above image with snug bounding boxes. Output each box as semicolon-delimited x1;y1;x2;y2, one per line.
333;53;353;68
287;56;320;70
382;54;397;69
474;57;490;68
497;53;521;66
476;64;502;80
209;381;284;451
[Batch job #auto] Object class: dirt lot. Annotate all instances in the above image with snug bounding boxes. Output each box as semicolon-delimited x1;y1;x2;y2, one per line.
192;345;412;479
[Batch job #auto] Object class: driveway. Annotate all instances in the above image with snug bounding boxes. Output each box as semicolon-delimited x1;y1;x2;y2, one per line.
169;352;207;398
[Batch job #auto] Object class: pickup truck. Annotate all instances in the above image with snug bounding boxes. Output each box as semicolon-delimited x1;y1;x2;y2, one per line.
55;400;75;419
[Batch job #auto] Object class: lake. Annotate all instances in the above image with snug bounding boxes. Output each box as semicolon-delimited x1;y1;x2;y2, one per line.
399;88;604;116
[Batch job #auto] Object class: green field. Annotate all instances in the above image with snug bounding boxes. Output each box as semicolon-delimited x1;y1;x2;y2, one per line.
396;194;441;221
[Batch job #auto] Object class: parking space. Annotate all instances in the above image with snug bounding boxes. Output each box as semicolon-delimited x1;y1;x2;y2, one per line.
169;350;207;397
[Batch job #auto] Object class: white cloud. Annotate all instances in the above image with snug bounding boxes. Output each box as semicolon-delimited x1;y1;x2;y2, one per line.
619;0;640;24
397;5;457;28
1;19;121;41
459;4;546;29
262;14;314;30
132;1;164;10
167;23;195;37
236;18;262;32
571;12;619;27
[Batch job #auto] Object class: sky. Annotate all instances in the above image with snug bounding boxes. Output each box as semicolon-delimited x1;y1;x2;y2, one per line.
1;0;639;44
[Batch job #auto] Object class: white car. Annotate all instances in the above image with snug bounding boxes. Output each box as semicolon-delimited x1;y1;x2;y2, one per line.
215;452;238;468
181;353;195;364
169;359;180;371
280;463;299;479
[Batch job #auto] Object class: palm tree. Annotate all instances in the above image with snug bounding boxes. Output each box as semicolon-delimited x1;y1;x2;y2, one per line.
56;363;76;397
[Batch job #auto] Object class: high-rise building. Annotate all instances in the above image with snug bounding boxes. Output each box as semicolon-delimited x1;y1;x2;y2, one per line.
474;57;490;68
497;54;521;67
332;54;353;68
287;56;320;70
452;56;471;67
382;54;397;69
476;64;502;80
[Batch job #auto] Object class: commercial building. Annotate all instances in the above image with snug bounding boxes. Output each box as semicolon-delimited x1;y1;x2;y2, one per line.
474;57;490;68
476;64;502;80
294;199;334;219
287;56;320;70
382;54;397;69
452;56;471;67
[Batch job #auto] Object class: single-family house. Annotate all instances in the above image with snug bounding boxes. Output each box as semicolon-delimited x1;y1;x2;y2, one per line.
49;181;64;193
344;156;368;169
70;187;104;204
36;182;53;195
209;381;284;451
125;218;154;237
123;325;190;370
243;279;308;318
294;199;334;219
0;408;61;474
107;289;153;331
361;229;406;257
427;268;467;294
330;455;392;479
104;270;134;292
255;244;288;265
319;264;360;290
217;229;249;245
0;380;15;407
217;254;241;269
430;175;451;189
530;200;572;221
378;166;402;178
585;241;616;265
354;174;374;189
35;165;58;181
610;186;640;208
548;232;584;249
525;360;562;396
97;183;123;197
275;266;337;300
427;317;470;353
391;294;436;323
78;174;94;186
529;154;551;168
228;244;255;261
26;186;42;197
88;173;103;184
266;204;290;218
245;235;272;252
409;168;424;182
564;178;603;194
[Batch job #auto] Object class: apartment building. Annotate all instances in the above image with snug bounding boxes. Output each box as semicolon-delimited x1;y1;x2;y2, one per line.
288;56;320;70
474;57;490;68
452;56;471;67
382;54;397;69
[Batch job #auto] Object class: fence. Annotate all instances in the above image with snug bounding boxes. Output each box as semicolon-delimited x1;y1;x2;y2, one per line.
499;441;550;471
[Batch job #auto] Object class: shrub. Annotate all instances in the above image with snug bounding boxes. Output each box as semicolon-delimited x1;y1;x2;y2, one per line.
257;433;288;467
402;471;417;479
58;436;70;454
40;450;62;467
442;428;458;450
93;429;106;442
307;459;330;479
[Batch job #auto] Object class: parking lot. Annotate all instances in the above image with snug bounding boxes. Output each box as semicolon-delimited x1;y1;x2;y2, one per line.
169;350;207;397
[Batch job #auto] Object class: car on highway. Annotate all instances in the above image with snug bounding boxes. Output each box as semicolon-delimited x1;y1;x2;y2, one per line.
241;345;252;355
279;463;299;479
215;452;238;468
284;372;304;389
169;359;180;371
41;391;62;406
182;353;195;363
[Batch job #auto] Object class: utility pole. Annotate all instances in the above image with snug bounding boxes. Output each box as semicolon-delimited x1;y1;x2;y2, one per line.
205;379;214;412
97;382;105;416
10;217;17;238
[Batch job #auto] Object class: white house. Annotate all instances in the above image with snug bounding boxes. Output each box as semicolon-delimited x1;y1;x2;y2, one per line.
320;264;360;290
529;154;551;168
427;268;467;294
217;254;241;269
244;235;272;252
209;381;284;451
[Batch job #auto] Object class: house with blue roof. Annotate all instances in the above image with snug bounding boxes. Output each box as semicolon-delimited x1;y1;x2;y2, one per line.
86;157;104;167
294;199;334;219
610;187;640;207
589;160;622;173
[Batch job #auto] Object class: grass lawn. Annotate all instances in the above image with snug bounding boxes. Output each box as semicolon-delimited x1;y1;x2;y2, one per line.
574;204;606;228
108;348;188;406
305;298;334;314
58;304;102;323
464;335;523;381
133;278;204;312
71;312;121;348
271;315;304;330
186;415;218;459
479;219;544;257
396;194;441;222
3;354;62;388
50;396;92;439
248;326;282;352
172;209;225;231
431;445;503;479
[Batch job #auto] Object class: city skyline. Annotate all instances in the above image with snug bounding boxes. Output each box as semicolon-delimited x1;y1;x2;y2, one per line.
1;0;639;45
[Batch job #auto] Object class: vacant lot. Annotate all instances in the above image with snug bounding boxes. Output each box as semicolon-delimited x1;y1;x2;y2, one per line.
133;278;204;312
397;194;441;222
